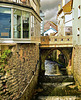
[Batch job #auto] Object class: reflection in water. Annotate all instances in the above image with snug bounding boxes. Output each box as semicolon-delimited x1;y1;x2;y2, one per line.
45;60;63;76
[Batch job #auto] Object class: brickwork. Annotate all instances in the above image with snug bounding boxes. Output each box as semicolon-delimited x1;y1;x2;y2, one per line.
44;21;57;32
0;43;39;100
73;45;81;89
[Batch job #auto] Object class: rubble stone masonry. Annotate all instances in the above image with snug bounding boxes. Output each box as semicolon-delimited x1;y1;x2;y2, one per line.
0;43;39;100
73;45;81;89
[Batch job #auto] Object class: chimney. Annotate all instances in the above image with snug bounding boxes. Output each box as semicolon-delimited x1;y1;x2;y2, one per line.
58;4;61;12
62;0;65;7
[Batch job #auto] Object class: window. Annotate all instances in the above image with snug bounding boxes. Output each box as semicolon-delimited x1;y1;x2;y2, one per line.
14;9;21;38
45;34;48;36
72;9;74;19
0;7;11;38
66;33;70;35
31;15;34;36
77;28;80;36
22;11;30;38
78;5;81;18
14;9;30;38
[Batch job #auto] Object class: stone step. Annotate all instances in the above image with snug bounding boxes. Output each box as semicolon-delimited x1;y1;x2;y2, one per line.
39;75;74;83
38;96;80;100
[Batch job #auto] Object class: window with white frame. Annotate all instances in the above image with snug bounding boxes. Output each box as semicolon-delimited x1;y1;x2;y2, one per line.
13;9;30;38
0;6;40;39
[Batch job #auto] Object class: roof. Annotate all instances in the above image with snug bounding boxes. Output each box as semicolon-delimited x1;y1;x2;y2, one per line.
58;0;72;15
50;21;57;26
63;0;72;12
44;27;57;34
45;21;57;27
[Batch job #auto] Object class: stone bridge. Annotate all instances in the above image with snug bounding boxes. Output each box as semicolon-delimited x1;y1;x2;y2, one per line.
40;36;81;90
40;36;73;75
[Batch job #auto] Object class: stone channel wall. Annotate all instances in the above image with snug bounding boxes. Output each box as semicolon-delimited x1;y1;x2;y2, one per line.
73;45;81;89
0;43;39;100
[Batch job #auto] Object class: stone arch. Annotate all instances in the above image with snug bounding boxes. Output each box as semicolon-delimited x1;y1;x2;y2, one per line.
40;47;73;75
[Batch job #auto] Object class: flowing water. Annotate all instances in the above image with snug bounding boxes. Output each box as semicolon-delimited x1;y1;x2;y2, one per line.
45;60;65;76
32;60;81;100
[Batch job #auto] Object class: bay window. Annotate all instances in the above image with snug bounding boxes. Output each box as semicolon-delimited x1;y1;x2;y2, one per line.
22;11;29;38
13;9;30;39
0;7;11;38
14;9;22;38
0;6;40;41
31;15;34;36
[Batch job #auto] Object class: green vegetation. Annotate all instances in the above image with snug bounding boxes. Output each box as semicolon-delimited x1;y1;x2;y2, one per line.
63;77;74;82
50;85;80;96
0;49;11;63
0;49;11;74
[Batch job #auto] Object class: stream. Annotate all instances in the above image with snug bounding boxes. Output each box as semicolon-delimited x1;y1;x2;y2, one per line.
32;60;81;100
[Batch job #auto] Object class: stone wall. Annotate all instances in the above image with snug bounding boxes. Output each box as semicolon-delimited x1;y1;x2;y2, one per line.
73;45;81;89
0;43;39;100
19;63;39;100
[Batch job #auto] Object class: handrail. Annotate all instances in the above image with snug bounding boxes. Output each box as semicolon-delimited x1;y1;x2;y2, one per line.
16;60;40;100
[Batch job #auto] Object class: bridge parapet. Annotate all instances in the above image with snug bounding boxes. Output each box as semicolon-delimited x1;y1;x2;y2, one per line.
31;36;40;43
40;36;73;47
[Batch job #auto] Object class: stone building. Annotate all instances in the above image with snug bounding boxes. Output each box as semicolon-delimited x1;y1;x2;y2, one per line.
44;21;58;32
0;0;41;99
57;0;72;36
72;0;81;89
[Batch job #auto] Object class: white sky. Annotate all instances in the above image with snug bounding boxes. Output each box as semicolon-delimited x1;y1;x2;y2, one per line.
40;0;70;24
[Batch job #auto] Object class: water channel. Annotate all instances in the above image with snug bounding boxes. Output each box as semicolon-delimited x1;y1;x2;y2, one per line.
32;60;81;100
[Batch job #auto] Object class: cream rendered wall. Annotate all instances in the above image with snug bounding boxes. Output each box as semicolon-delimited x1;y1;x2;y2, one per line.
65;13;72;26
73;0;81;45
30;0;36;11
30;0;40;15
58;11;65;36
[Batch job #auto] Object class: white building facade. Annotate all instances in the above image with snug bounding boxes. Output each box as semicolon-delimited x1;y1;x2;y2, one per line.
57;0;72;36
72;0;81;45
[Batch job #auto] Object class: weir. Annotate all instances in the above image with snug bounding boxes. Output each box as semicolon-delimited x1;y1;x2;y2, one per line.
32;59;81;100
